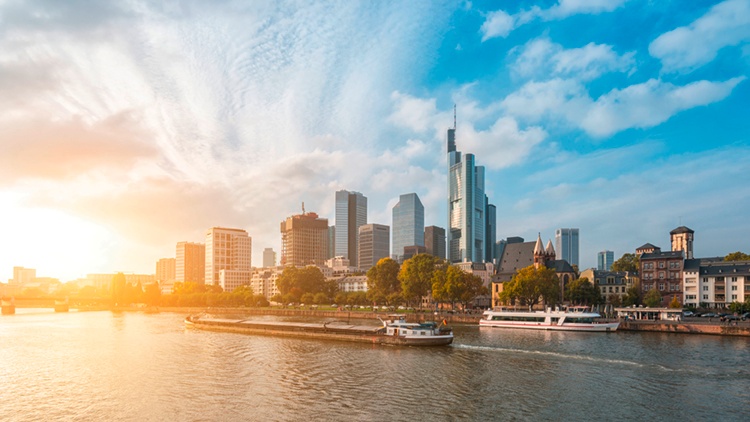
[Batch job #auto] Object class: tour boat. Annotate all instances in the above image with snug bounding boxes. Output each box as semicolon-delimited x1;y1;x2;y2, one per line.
185;313;453;346
479;307;619;332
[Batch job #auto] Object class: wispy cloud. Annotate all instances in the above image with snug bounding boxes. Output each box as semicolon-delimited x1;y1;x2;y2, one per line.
649;0;750;72
480;0;629;41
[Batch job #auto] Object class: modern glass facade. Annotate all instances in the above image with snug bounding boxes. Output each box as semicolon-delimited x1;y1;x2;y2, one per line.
392;193;424;262
358;224;390;270
597;250;614;271
334;190;367;267
447;124;490;264
555;228;580;267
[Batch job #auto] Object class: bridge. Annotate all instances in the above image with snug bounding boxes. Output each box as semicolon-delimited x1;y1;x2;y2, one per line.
1;297;109;315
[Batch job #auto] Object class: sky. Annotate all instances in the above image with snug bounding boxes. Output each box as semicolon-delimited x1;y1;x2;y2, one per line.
1;0;748;282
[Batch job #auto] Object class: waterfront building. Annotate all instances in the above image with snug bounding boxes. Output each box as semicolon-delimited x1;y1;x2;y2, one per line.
12;266;36;284
205;227;252;291
424;226;446;260
263;248;277;268
455;261;495;308
597;250;614;271
358;224;390;271
251;267;283;300
683;258;750;308
176;241;205;284
447;116;494;264
327;226;336;259
638;244;683;307
670;226;694;259
86;273;155;291
324;256;358;278
280;212;329;267
580;268;634;304
336;275;368;293
403;245;427;261
392;193;424;263
155;258;175;283
555;228;579;268
335;190;367;267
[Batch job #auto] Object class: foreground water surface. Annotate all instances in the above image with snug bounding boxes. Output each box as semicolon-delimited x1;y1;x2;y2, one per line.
1;309;748;421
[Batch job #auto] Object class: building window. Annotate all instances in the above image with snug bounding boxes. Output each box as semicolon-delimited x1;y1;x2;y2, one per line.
703;294;709;300
659;283;665;291
732;295;738;300
703;286;708;291
717;277;724;282
731;277;738;282
659;272;665;279
659;262;665;269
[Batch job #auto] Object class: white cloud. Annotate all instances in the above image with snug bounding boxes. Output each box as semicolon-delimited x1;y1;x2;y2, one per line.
481;0;628;41
502;77;746;138
480;10;516;40
510;37;635;81
459;117;547;170
649;0;750;72
387;91;438;133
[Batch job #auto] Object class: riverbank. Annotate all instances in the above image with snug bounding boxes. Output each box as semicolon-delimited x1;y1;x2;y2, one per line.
619;320;750;336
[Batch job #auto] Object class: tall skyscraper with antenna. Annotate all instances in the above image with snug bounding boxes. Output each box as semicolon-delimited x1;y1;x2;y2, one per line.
447;107;495;263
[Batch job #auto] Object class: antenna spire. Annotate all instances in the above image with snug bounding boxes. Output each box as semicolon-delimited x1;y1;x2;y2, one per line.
453;104;456;130
302;202;305;214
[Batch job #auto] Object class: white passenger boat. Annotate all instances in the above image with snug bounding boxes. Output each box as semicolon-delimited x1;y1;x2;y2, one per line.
479;307;619;332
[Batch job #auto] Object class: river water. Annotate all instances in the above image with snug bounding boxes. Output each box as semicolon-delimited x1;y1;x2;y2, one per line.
1;309;748;421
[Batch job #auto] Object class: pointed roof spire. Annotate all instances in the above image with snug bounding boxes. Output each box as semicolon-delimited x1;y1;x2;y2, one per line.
545;239;555;256
534;233;544;255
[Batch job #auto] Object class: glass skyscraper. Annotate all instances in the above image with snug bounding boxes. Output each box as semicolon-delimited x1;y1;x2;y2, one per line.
598;250;614;271
447;119;493;264
555;228;580;267
334;190;367;267
392;193;424;262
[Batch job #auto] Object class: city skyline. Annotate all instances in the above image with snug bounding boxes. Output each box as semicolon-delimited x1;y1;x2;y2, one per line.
1;1;748;281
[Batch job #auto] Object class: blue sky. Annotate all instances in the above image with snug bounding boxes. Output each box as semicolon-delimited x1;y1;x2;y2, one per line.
0;0;748;281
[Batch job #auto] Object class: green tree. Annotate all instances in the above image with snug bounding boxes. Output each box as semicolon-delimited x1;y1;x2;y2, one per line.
724;251;750;261
622;284;642;307
277;266;327;297
607;293;622;307
399;254;438;307
366;258;401;305
643;288;662;307
143;283;161;306
728;301;747;314
300;292;315;305
566;277;602;306
313;292;328;305
499;265;560;308
611;253;640;273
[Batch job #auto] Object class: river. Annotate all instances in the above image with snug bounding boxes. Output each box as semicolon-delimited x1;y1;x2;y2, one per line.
1;309;748;421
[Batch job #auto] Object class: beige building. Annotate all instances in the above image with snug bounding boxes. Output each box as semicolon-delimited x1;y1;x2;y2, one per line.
156;258;175;282
176;242;205;284
205;227;252;290
280;212;329;267
580;268;635;304
683;259;750;308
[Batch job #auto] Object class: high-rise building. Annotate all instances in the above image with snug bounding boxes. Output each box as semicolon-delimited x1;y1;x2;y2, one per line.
424;226;446;260
263;248;277;268
358;224;390;270
485;202;497;263
155;258;175;282
392;193;424;262
597;250;614;271
280;211;329;267
327;226;336;259
334;190;367;267
176;241;205;284
447;112;493;263
205;227;252;291
555;228;579;267
12;266;36;284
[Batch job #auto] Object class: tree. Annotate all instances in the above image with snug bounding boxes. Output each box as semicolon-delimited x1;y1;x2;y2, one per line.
668;295;681;309
313;292;328;305
143;283;161;306
607;294;622;307
566;277;602;306
643;288;662;308
300;292;315;305
724;251;750;261
366;258;401;305
612;253;639;273
399;254;438;307
277;266;327;298
622;284;642;307
499;265;560;309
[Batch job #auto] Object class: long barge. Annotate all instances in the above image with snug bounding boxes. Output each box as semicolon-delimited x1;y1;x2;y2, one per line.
185;314;453;346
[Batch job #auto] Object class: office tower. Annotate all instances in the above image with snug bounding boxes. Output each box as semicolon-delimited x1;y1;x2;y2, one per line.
424;226;446;260
176;242;205;284
358;224;390;270
485;202;497;263
280;211;329;267
205;227;252;290
670;226;694;259
155;258;175;282
447;111;492;263
334;190;367;267
555;228;579;267
392;193;425;262
327;226;336;259
263;248;277;268
597;250;614;271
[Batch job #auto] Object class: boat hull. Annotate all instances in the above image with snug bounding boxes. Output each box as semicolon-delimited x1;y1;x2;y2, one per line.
185;315;453;346
479;320;619;332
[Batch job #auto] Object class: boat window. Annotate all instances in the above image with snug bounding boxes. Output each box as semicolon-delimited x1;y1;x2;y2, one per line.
491;316;545;322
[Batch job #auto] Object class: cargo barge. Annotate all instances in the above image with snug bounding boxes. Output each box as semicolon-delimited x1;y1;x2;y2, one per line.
185;314;453;346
